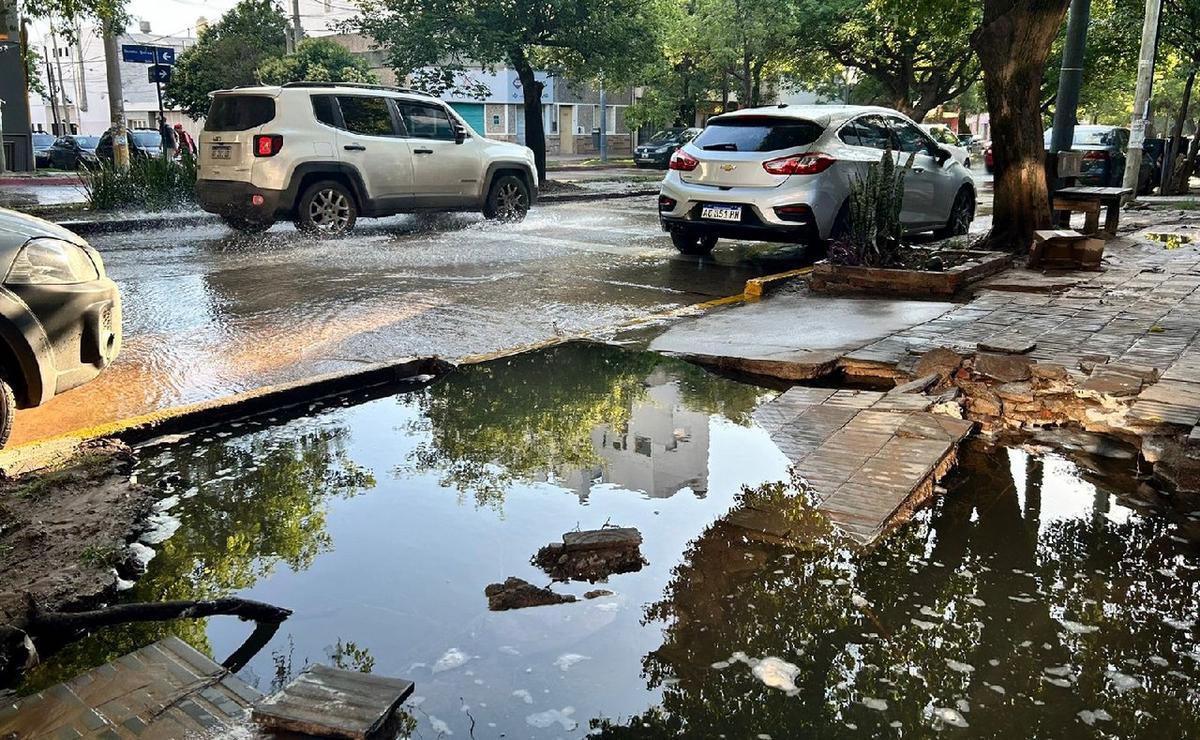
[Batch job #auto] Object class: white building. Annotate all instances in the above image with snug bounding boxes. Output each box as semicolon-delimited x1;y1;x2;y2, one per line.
28;24;202;139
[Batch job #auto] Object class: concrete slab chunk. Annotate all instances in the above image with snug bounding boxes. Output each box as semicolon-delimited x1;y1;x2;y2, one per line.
252;664;414;740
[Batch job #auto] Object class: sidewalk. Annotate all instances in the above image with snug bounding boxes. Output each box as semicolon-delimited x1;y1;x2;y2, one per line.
650;209;1200;532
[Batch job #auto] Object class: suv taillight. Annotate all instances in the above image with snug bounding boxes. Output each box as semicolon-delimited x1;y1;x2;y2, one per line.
669;150;699;171
763;152;835;175
254;134;283;157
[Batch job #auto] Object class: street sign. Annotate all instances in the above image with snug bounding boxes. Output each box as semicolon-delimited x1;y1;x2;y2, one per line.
148;64;172;84
121;44;176;65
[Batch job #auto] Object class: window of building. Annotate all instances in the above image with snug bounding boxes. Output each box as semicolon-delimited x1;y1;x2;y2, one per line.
491;114;501;126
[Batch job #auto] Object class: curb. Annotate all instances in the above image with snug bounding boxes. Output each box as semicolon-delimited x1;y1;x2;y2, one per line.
0;176;82;186
0;356;452;479
46;190;659;236
744;267;814;298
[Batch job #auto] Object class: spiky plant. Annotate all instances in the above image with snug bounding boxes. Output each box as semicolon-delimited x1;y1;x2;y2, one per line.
836;146;913;267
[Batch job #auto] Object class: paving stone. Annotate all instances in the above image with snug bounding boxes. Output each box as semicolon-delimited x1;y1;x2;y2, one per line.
974;353;1034;382
253;664;415;740
977;336;1037;354
1078;369;1145;397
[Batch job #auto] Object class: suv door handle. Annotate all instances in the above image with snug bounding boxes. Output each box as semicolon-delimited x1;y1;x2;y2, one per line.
413;148;433;155
343;144;366;151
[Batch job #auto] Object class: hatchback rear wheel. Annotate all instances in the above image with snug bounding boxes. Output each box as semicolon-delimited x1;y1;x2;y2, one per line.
935;188;975;239
296;180;357;235
671;230;718;256
0;381;14;448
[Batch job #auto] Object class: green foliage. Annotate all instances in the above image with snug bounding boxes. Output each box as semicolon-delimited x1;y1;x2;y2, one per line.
23;44;49;100
329;639;375;673
792;0;980;120
163;0;289;119
257;38;378;85
79;155;198;211
833;148;912;267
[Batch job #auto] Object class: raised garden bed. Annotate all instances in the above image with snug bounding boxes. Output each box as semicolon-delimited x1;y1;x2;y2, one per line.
809;248;1012;298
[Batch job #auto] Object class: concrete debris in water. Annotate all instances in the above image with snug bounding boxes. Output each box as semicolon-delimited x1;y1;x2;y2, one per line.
533;526;646;582
484;577;577;611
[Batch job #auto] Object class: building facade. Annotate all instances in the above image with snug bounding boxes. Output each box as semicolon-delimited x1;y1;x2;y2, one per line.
27;24;202;139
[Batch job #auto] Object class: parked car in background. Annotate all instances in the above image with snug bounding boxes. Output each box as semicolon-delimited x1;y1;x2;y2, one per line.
634;128;701;169
1042;125;1154;193
658;105;976;255
920;124;971;167
31;133;56;168
97;128;163;163
47;135;100;169
0;208;121;446
196;83;538;234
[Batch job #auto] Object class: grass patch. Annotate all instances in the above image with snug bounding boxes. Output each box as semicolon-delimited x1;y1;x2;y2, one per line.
80;155;197;211
79;542;123;569
12;451;114;500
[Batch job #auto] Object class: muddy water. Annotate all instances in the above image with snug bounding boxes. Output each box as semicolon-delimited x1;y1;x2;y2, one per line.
21;344;1200;738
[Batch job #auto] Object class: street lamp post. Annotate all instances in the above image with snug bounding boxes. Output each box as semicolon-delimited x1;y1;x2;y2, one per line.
1123;0;1164;196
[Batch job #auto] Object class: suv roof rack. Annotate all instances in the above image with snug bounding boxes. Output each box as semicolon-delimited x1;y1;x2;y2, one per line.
280;81;430;96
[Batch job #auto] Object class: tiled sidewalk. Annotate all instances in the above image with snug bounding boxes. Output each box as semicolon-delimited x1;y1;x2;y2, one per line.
842;244;1200;438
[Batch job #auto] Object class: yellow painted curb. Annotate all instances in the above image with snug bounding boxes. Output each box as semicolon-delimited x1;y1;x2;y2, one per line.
744;266;815;298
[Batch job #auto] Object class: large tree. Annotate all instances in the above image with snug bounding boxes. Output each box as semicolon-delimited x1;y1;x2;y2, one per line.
1159;0;1200;193
257;38;378;85
972;0;1071;251
694;0;802;109
347;0;659;179
163;0;289;119
794;0;981;121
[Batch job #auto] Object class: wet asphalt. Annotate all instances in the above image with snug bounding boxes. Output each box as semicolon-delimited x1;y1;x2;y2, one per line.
14;196;823;445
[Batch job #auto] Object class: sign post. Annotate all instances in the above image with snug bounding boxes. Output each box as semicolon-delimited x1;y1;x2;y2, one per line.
121;44;175;155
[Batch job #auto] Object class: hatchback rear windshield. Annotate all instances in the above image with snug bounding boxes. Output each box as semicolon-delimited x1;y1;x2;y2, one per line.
693;117;824;152
204;95;276;131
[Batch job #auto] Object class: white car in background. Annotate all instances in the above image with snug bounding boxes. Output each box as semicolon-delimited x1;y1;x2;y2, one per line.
920;124;972;168
658;105;977;255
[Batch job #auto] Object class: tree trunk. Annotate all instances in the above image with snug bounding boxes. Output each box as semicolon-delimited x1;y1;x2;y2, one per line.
26;597;292;634
1163;66;1195;195
741;49;753;108
511;50;546;180
972;0;1072;252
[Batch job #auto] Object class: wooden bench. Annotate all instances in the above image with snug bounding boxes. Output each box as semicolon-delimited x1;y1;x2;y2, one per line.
1052;186;1133;238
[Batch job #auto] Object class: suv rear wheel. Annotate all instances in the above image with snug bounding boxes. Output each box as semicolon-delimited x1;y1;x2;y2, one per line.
296;180;358;235
483;175;531;222
670;230;718;256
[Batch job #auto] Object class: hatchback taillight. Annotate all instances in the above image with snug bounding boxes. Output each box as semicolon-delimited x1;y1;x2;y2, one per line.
254;134;283;157
1083;150;1108;160
763;152;835;175
669;150;699;171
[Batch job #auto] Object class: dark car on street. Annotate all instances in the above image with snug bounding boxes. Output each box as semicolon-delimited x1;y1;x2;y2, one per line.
46;135;100;170
0;208;121;446
1043;125;1154;194
31;133;55;168
634;128;701;169
97;128;163;163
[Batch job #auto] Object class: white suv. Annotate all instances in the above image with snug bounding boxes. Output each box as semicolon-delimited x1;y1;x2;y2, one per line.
196;82;539;234
658;105;975;254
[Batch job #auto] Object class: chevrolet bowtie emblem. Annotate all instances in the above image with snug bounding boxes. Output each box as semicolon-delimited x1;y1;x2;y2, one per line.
721;163;736;172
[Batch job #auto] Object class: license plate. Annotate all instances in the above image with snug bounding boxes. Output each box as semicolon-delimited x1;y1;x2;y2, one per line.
210;145;231;160
701;204;742;222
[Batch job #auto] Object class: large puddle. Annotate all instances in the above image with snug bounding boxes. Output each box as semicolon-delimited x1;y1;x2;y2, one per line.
20;343;1200;737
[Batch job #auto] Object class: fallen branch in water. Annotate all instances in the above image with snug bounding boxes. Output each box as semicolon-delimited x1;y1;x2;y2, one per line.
24;596;292;635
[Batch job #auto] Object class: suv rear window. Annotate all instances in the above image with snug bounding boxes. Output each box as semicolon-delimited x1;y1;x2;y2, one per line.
204;95;276;131
693;117;824;152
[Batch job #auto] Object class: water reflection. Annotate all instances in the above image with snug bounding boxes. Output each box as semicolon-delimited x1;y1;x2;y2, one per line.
405;342;765;507
591;443;1200;737
18;425;375;692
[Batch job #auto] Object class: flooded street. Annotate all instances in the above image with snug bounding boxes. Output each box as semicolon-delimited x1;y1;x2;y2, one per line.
12;197;819;446
20;343;1200;738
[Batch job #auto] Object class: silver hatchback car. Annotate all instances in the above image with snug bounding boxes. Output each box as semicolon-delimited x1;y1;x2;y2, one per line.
658;105;977;254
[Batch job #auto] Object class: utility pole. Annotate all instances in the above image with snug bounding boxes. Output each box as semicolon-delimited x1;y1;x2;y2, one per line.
291;0;303;50
50;22;71;132
1049;0;1090;156
74;19;87;112
45;53;62;134
1122;0;1163;195
101;16;129;169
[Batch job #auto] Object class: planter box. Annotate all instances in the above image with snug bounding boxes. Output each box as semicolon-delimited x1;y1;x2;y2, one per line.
809;249;1012;298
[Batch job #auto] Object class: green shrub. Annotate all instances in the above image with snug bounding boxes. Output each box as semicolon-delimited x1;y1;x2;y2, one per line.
830;147;914;267
80;154;197;211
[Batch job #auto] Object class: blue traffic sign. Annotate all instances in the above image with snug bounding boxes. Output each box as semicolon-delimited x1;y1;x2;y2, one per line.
121;44;176;65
